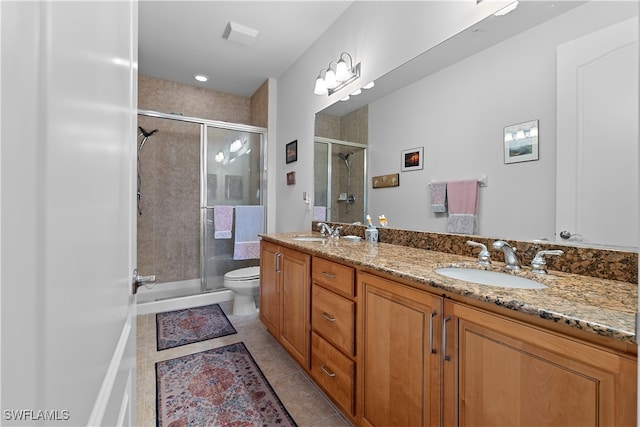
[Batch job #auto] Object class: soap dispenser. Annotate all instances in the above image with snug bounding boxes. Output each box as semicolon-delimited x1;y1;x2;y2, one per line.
365;214;379;243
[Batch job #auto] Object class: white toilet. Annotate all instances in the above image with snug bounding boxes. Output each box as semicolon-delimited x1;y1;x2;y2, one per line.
223;266;260;315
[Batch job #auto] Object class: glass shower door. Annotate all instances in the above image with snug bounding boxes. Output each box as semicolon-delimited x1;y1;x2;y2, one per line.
202;126;264;292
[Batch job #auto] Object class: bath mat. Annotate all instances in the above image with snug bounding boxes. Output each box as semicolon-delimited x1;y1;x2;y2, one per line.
156;303;237;351
156;342;297;427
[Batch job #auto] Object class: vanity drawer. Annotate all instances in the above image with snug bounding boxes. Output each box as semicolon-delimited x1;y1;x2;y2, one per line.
312;284;355;356
311;331;355;417
312;257;355;297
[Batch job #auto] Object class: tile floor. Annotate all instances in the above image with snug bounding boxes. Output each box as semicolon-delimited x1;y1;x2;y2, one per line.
136;300;352;426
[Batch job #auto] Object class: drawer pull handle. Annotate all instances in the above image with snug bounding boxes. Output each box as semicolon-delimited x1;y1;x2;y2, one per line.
321;364;336;377
429;311;437;355
321;271;337;279
443;315;452;361
322;312;337;322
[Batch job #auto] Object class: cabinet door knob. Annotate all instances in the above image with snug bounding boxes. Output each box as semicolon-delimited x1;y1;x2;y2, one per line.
321;364;336;377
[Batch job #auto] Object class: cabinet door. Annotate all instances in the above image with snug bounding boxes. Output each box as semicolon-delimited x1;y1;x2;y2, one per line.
279;246;311;368
358;272;443;427
259;241;280;335
444;301;637;427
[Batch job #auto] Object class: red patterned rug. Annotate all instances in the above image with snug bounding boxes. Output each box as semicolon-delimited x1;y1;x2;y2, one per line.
156;304;237;350
156;342;297;426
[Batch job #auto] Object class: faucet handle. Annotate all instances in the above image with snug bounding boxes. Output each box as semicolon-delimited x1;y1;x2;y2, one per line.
332;226;343;238
467;240;491;266
531;250;564;274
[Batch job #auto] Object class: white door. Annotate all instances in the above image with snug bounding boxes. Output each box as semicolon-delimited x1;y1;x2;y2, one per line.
556;17;638;248
1;2;138;426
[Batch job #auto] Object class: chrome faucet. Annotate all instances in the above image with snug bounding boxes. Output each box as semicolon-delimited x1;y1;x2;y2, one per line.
492;240;521;271
317;223;342;239
317;222;333;236
531;250;564;274
467;241;491;267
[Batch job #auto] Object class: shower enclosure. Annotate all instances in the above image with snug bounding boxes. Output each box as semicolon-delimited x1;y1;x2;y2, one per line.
314;137;367;224
136;110;266;303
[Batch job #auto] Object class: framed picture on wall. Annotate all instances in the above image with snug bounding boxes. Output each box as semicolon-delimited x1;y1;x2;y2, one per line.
286;140;298;164
401;147;424;171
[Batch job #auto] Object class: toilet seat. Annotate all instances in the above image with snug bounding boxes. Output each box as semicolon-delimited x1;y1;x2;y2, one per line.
224;266;260;281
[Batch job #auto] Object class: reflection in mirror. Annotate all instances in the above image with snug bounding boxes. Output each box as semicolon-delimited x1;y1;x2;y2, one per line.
314;136;367;224
503;120;539;164
314;1;638;250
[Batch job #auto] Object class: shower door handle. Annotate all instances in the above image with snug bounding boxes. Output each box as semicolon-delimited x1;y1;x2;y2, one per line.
132;268;156;294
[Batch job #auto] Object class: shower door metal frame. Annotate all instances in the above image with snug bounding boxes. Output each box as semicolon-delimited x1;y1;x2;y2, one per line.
137;109;267;293
315;136;367;223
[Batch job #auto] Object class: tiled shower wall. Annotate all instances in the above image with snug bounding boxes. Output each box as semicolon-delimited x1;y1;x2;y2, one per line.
137;75;267;283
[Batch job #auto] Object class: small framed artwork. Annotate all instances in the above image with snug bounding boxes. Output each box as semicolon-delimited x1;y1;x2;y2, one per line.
286;140;298;164
286;171;296;185
372;173;400;188
504;119;539;164
401;147;424;172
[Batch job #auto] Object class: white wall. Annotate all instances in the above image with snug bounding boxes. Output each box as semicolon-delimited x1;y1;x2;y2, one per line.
367;2;638;241
274;1;509;232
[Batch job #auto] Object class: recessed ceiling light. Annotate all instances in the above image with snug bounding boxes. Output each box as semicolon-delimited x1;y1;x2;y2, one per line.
194;74;209;82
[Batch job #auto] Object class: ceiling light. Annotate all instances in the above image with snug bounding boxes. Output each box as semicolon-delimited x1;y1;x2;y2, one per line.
194;74;209;82
494;1;519;16
313;51;361;96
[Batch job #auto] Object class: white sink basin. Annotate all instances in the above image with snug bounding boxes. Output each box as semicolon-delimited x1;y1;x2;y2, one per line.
435;267;547;290
292;236;326;242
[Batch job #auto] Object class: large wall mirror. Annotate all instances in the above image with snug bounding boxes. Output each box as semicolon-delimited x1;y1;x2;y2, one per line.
314;1;638;250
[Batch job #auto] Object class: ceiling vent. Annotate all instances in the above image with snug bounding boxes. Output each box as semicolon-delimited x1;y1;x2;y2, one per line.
222;21;259;47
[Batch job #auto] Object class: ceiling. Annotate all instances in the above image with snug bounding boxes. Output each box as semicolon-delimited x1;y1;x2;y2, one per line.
138;1;353;97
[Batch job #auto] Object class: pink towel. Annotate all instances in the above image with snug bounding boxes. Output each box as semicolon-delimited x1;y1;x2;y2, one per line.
214;206;233;239
446;180;478;234
313;206;327;221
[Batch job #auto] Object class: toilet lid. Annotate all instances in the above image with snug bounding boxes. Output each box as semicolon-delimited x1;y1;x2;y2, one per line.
224;266;260;281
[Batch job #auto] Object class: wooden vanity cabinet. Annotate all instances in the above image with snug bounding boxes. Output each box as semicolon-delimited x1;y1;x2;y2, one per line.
309;257;357;419
442;301;637;427
358;272;443;427
259;240;311;369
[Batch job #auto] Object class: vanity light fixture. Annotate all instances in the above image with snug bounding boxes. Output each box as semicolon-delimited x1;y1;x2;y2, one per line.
313;51;361;96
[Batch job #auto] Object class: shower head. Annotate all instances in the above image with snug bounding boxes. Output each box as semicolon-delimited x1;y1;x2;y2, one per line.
138;127;158;151
138;127;158;138
338;152;354;169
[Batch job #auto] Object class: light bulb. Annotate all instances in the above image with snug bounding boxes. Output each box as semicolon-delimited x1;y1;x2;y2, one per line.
515;130;525;140
362;81;375;89
325;68;337;89
314;76;328;95
335;59;350;82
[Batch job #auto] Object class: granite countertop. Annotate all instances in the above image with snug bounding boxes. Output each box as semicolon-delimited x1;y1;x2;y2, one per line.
261;232;638;346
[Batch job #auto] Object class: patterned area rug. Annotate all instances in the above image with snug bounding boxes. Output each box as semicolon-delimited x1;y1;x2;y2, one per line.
156;342;297;427
156;304;237;351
